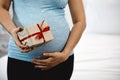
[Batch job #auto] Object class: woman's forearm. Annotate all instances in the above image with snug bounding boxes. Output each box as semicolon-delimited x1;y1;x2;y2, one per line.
63;21;86;55
0;7;16;34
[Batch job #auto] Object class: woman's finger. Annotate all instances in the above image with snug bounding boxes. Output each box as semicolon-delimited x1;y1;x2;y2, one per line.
36;65;53;70
19;47;34;53
33;58;51;64
35;65;47;69
15;38;28;49
19;45;35;53
13;27;23;33
12;27;28;49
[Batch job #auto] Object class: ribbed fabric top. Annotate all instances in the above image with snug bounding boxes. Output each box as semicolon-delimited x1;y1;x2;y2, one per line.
8;0;73;62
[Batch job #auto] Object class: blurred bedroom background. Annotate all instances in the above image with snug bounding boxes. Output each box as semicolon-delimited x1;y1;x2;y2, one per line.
0;0;120;80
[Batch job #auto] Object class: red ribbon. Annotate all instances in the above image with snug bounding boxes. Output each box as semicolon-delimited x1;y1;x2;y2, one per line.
20;20;50;43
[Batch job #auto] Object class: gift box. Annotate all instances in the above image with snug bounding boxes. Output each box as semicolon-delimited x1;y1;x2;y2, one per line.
17;20;54;47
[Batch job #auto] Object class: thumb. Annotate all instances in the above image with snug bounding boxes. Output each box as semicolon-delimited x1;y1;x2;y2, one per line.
15;27;23;33
43;53;53;57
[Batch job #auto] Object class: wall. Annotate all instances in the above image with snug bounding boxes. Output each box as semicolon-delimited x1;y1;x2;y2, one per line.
65;0;120;34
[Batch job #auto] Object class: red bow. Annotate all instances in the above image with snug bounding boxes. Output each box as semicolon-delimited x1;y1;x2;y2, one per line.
20;20;50;43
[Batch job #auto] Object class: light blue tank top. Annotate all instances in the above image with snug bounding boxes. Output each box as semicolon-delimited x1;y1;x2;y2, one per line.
8;0;73;62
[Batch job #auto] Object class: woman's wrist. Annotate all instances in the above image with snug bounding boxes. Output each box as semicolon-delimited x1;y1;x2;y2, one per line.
63;49;72;55
9;27;17;35
61;49;72;61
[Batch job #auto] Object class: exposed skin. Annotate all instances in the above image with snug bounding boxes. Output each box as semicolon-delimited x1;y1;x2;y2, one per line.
0;0;34;52
0;0;86;70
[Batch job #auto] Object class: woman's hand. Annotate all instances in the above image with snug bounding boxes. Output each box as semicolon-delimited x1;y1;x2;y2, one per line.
11;27;35;53
32;51;69;70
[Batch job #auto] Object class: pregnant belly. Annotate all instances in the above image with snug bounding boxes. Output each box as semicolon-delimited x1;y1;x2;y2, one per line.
10;13;70;60
8;23;70;58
